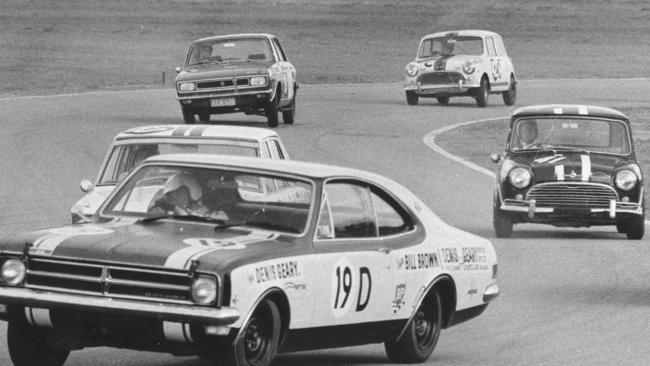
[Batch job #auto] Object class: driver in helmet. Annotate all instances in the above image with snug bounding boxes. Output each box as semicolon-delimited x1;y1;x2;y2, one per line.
150;173;228;220
517;119;539;149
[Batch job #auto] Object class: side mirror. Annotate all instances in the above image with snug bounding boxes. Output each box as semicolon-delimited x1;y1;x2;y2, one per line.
80;179;93;193
175;66;181;73
490;154;503;164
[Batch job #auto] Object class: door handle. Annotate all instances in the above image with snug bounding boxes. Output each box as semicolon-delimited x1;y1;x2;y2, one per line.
377;247;391;254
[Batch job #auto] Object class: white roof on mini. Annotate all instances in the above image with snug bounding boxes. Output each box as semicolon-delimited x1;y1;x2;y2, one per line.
421;29;500;40
114;125;279;143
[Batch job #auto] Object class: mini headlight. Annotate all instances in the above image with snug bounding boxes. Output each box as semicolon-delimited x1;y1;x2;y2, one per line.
191;276;217;305
462;62;475;74
509;168;532;189
1;259;26;286
405;62;419;77
178;82;196;92
615;170;638;191
250;76;268;86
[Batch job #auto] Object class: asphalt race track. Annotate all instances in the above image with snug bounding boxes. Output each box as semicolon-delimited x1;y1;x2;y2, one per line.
0;79;649;365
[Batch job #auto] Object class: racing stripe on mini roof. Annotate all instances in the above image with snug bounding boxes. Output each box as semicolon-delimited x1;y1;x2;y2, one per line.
171;125;192;136
189;125;208;137
578;105;589;115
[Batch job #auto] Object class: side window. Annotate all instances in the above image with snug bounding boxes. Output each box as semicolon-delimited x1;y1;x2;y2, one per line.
99;146;125;184
267;139;283;159
272;39;288;62
369;188;412;236
495;36;507;57
273;140;286;159
316;195;334;239
318;182;377;239
486;37;497;57
261;141;273;158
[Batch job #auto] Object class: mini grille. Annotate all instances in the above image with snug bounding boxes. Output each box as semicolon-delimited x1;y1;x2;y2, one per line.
418;72;464;85
527;183;618;208
25;258;193;304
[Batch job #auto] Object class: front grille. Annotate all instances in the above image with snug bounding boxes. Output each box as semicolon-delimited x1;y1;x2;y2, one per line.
418;72;464;85
527;182;618;208
197;78;250;90
25;258;193;304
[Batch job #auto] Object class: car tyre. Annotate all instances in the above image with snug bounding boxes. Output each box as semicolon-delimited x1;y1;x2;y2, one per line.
282;94;296;124
265;91;280;128
8;319;70;366
385;291;442;363
406;91;419;106
437;96;449;105
181;106;196;124
225;299;281;366
503;75;517;106
475;77;489;108
198;111;210;123
493;202;513;238
625;215;645;240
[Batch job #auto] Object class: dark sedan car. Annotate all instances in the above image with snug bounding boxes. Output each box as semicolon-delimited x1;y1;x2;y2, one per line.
175;33;297;127
491;104;645;239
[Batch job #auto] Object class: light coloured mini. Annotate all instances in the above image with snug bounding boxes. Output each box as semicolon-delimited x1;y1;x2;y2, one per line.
404;29;517;107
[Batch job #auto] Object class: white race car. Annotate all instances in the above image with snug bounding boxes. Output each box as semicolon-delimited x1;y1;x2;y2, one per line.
70;125;289;223
1;154;499;366
404;29;517;107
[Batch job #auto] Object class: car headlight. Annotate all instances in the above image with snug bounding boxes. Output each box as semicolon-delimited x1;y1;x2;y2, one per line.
191;276;217;305
509;168;532;189
250;76;268;86
615;170;638;191
462;62;475;74
178;82;196;92
268;64;282;77
405;62;419;77
1;259;26;286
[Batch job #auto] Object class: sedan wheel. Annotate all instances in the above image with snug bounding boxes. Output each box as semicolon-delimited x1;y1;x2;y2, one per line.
8;319;70;366
181;106;195;124
225;299;281;366
406;91;419;105
385;291;442;363
437;96;449;105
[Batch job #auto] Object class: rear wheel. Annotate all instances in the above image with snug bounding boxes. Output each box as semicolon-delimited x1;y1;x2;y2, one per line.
436;96;449;105
8;319;70;366
503;75;517;106
385;291;442;363
475;77;489;107
198;111;210;123
181;106;195;124
406;91;419;105
265;91;279;128
224;299;281;366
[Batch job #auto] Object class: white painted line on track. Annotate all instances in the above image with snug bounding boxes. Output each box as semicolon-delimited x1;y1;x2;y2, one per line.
422;117;502;179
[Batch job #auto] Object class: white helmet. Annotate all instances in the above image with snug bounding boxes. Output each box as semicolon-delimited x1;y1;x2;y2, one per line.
163;173;202;201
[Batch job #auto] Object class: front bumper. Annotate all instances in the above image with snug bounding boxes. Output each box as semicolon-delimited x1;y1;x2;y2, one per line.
0;287;239;325
500;198;643;219
404;74;480;95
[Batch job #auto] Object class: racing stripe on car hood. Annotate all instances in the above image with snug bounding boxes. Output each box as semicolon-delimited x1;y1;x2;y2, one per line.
434;54;455;71
171;125;192;136
188;125;209;137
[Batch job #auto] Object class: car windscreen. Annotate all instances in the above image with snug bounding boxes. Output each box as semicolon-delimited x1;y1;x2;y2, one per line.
510;117;631;155
419;36;483;58
98;142;259;185
188;38;273;66
101;164;313;234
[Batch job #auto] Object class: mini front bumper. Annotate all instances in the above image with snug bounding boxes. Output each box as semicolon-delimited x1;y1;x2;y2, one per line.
0;287;240;325
500;199;643;219
404;78;480;94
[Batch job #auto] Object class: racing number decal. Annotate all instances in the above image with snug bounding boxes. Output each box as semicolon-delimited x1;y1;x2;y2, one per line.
330;258;372;319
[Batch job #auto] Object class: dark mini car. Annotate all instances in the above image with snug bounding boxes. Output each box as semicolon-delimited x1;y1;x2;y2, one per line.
491;104;645;239
175;33;297;127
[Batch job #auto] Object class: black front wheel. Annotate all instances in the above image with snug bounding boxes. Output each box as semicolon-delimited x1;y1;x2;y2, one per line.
624;215;645;240
385;291;442;363
282;94;296;124
406;91;419;105
198;111;210;123
503;75;517;106
225;299;282;366
181;106;196;124
493;204;513;238
436;96;449;105
8;319;70;366
265;91;280;128
475;77;489;107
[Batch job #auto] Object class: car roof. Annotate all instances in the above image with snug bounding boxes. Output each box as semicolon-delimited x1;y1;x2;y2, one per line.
191;33;276;44
114;125;279;143
510;104;629;127
421;29;500;39
144;153;393;183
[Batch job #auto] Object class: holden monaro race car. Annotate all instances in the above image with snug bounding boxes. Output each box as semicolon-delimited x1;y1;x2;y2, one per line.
175;33;298;127
70;124;289;224
404;29;516;107
491;104;645;239
0;154;499;366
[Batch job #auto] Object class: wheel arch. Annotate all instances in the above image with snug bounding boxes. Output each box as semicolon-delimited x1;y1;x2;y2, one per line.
396;274;457;340
234;287;291;347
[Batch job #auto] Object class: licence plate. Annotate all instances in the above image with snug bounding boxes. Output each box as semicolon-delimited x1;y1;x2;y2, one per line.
211;98;235;107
